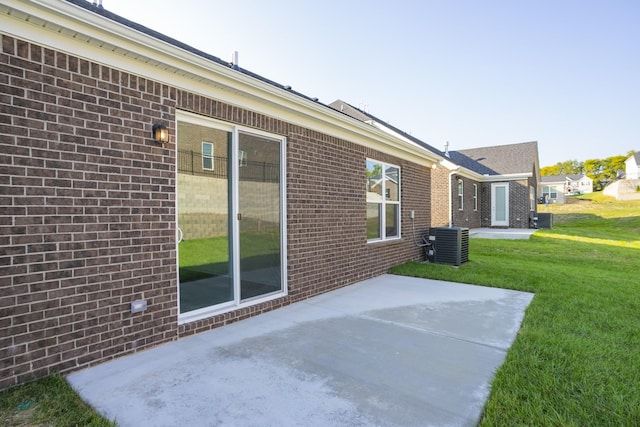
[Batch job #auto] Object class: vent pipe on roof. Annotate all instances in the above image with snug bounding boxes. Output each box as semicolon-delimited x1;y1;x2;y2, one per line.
445;141;450;158
231;51;239;70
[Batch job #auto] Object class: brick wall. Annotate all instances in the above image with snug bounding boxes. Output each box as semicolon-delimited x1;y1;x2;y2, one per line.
479;179;536;228
509;179;535;229
451;176;481;229
0;35;178;390
1;35;431;389
509;180;527;228
480;183;492;227
430;166;450;227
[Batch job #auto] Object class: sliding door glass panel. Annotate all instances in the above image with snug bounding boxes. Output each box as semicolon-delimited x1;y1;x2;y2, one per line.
238;132;282;300
177;122;233;313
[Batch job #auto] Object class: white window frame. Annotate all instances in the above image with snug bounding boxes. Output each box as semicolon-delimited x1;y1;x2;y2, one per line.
543;185;558;199
202;141;214;170
366;159;401;243
176;111;288;325
458;179;464;210
473;183;478;211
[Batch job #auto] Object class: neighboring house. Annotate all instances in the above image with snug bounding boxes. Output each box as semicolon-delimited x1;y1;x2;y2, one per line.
1;0;444;390
448;142;540;229
603;152;640;200
568;174;594;194
625;153;640;179
329;101;541;230
539;174;593;204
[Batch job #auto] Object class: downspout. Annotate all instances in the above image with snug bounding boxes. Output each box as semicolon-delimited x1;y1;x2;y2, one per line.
448;167;460;228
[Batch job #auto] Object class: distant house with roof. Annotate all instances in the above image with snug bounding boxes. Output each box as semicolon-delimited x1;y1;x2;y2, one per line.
329;101;541;229
539;174;593;204
625;153;640;179
603;152;640;200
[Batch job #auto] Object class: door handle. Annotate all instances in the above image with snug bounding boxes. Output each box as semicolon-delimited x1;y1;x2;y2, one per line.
237;213;242;220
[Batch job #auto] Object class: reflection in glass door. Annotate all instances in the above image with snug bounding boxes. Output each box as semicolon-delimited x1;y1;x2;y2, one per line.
238;132;282;300
177;122;233;313
177;117;286;318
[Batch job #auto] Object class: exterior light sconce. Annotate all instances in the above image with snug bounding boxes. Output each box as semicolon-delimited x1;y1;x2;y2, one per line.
152;123;169;143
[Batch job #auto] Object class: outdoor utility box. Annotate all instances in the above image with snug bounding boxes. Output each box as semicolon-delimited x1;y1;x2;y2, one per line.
537;213;553;229
427;227;469;266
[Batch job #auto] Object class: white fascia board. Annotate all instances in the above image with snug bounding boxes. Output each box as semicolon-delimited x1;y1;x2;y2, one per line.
479;172;533;182
450;168;533;182
438;159;459;170
371;122;420;148
1;0;441;167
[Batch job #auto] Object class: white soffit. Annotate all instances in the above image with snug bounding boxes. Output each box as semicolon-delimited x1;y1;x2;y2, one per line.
1;0;441;167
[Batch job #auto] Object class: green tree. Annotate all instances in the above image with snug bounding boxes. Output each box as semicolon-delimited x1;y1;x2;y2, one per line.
540;160;583;176
584;155;627;190
542;152;636;192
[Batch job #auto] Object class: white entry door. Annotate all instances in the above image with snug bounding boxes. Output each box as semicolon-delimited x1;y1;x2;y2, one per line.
491;183;509;227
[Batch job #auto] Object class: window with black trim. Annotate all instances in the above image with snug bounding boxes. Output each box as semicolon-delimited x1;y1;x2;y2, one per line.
366;159;400;241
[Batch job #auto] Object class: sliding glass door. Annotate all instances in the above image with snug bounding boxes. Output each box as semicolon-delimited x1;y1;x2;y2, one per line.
177;116;285;320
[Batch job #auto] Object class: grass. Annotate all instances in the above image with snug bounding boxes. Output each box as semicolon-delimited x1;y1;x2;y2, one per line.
2;194;638;426
178;230;280;282
0;374;114;426
390;194;640;426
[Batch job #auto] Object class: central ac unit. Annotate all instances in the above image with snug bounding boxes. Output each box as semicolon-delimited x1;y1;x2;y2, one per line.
427;227;469;266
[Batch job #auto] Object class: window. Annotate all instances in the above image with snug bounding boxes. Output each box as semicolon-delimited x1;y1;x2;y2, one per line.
473;183;478;211
202;141;214;170
542;186;557;199
458;179;464;210
366;159;400;241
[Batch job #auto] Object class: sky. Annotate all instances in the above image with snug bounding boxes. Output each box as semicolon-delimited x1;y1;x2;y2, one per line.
101;0;639;166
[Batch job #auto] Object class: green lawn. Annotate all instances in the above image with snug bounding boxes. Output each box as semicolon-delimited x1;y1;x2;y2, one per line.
178;230;280;282
3;194;639;426
391;194;640;426
0;374;114;426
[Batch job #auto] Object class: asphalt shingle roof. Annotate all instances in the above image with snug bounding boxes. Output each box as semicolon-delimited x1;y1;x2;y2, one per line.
328;100;446;158
540;174;589;183
449;142;539;176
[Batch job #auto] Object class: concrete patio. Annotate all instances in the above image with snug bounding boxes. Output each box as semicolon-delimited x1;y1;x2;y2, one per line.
469;228;538;240
68;274;533;426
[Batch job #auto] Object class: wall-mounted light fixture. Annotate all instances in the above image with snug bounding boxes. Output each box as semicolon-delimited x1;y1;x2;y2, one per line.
152;123;169;143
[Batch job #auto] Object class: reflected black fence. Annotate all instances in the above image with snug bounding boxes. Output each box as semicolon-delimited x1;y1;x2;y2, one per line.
178;150;279;183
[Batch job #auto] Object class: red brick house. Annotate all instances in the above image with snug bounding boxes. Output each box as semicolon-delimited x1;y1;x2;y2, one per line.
1;0;444;389
448;142;540;229
329;101;540;230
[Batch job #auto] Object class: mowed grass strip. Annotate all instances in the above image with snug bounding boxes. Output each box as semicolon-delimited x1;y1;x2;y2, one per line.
0;374;114;426
391;196;640;426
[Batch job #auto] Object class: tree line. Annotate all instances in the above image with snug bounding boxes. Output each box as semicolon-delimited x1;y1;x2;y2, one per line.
540;151;636;191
